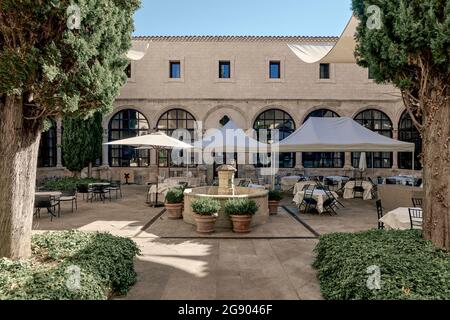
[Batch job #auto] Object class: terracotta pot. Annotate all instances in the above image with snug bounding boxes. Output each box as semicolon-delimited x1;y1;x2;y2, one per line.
165;203;183;219
230;215;253;233
268;200;280;215
194;214;217;234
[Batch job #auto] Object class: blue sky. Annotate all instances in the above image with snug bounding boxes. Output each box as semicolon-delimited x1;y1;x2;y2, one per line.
133;0;353;37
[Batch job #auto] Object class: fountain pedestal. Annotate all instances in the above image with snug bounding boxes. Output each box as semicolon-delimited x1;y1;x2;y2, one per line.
217;164;237;195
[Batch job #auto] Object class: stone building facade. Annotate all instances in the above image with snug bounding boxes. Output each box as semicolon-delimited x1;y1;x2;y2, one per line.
37;36;422;184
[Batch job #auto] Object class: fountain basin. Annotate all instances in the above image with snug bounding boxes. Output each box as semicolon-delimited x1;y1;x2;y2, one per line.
183;186;269;229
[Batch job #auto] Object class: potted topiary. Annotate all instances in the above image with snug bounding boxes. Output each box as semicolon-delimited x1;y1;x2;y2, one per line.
165;187;184;219
191;198;221;234
224;198;259;233
268;189;283;215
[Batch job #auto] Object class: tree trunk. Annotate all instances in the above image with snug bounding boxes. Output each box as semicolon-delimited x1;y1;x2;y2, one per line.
422;98;450;251
0;96;41;259
88;162;92;178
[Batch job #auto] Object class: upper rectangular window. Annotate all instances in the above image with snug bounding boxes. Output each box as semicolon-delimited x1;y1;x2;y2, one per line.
170;61;181;78
219;61;231;79
269;61;281;79
125;63;132;79
368;67;375;79
319;63;330;79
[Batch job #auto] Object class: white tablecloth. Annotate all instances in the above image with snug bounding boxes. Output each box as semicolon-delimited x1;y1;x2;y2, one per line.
324;176;349;189
343;181;373;200
148;183;174;203
35;191;62;198
293;189;338;213
384;175;416;186
293;181;317;195
248;183;265;190
380;207;422;230
280;176;303;191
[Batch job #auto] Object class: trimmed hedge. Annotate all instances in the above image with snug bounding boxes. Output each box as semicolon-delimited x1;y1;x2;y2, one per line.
165;187;184;204
0;230;140;300
40;177;100;191
313;230;450;300
191;198;221;216
224;198;258;216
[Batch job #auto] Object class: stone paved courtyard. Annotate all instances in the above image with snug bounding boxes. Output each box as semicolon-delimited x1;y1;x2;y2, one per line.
33;185;377;300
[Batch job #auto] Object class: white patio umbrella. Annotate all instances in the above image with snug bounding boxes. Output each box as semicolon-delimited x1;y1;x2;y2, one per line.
104;132;193;206
359;152;367;171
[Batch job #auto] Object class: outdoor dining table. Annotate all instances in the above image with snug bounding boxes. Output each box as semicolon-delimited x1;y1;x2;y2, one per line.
292;181;317;195
147;182;178;204
280;176;303;191
35;191;62;198
88;182;111;187
379;207;422;230
343;180;373;200
293;189;339;213
324;176;350;189
384;175;416;186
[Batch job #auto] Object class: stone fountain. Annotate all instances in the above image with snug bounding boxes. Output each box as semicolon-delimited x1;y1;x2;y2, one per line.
183;165;269;229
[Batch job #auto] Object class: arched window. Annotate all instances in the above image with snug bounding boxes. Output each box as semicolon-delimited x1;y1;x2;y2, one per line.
398;111;422;170
352;109;393;168
302;109;344;168
156;108;196;167
253;109;295;168
38;119;57;167
108;109;150;167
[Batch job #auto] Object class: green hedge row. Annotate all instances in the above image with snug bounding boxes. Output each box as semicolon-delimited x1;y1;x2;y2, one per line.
0;230;140;300
40;177;100;191
313;230;450;300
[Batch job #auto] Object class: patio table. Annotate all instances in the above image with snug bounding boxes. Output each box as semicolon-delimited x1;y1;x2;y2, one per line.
293;189;338;213
147;183;174;203
280;176;303;191
293;181;317;195
380;207;422;230
383;175;416;186
35;191;62;198
324;176;350;189
343;181;373;200
88;182;111;187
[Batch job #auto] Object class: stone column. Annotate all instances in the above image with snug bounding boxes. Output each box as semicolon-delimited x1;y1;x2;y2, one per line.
343;152;353;170
392;129;399;170
295;152;304;169
102;128;109;166
56;117;63;168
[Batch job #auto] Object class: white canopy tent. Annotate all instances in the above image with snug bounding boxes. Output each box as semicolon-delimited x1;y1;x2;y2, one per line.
104;132;193;206
276;117;415;153
192;120;269;153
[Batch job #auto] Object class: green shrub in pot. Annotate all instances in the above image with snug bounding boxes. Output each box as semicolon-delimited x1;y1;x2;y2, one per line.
224;198;258;216
191;198;221;216
268;189;283;201
165;187;184;204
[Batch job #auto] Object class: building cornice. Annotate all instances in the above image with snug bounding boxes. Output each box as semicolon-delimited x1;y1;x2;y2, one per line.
133;35;339;43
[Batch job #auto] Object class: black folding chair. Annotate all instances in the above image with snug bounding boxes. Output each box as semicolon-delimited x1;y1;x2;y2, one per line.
324;186;345;208
376;200;384;229
323;187;339;215
107;180;122;199
411;198;423;208
59;189;77;212
368;177;378;200
178;181;189;189
408;208;423;230
298;187;318;214
353;180;365;199
91;185;111;203
76;184;92;201
34;195;60;221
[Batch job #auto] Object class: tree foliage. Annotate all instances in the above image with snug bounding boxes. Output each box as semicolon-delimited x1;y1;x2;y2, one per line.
352;0;450;128
0;0;141;120
62;112;103;174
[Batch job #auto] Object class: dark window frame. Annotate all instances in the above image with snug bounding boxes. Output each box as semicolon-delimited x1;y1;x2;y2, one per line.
319;63;330;79
170;61;181;79
398;111;422;170
108;109;150;167
352;109;393;168
219;60;231;79
156;108;196;168
302;109;344;168
253;108;296;168
38;119;57;167
269;61;281;79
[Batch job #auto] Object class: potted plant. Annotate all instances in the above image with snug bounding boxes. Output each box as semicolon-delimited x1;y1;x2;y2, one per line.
165;187;184;219
191;198;221;234
224;198;259;233
268;189;283;215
